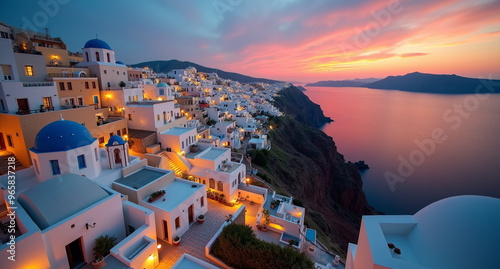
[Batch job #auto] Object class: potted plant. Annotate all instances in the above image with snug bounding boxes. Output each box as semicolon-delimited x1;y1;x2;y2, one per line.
270;200;280;209
219;193;225;203
118;81;126;88
393;248;401;256
388;243;395;249
39;104;45;112
92;235;117;268
173;236;181;246
190;144;199;152
262;209;270;232
148;190;166;203
197;214;205;224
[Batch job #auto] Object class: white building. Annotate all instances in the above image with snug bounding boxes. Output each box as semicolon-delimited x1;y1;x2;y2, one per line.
0;118;160;269
346;195;500;269
76;39;128;91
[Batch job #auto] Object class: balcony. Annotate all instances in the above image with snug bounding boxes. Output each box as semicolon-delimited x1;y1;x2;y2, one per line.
48;73;97;78
22;81;54;87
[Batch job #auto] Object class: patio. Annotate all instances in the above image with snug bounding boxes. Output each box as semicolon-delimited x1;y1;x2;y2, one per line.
156;199;241;268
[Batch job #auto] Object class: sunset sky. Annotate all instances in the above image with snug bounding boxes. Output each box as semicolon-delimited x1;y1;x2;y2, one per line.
1;0;499;82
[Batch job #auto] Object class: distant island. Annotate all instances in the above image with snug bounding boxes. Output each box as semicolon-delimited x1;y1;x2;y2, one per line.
305;78;380;87
307;72;500;94
132;59;282;84
365;72;500;94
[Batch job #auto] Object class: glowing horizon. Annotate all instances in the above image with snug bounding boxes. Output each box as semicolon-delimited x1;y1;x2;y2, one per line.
1;0;499;82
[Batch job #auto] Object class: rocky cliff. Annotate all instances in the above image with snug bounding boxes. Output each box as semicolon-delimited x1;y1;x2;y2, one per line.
273;86;332;128
260;86;376;256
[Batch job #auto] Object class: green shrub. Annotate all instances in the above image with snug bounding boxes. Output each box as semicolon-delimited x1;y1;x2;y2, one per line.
212;224;314;269
247;149;268;167
256;172;269;182
292;199;304;207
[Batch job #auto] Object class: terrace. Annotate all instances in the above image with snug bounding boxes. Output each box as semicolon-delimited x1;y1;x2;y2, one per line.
115;169;168;190
146;180;202;212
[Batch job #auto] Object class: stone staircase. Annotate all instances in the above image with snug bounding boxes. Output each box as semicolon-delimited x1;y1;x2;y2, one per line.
158;151;183;177
0;152;25;175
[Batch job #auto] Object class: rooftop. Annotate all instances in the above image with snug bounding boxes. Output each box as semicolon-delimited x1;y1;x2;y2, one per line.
17;174;109;230
147;180;203;212
161;127;195;136
197;147;227;161
115;168;169;189
171;254;219;269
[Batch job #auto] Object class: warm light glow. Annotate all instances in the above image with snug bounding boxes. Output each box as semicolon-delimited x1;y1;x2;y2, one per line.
123;135;128;140
157;244;162;249
185;113;189;116
106;94;111;99
270;126;273;130
268;223;284;231
52;55;59;59
246;178;250;182
149;254;155;260
158;97;163;100
180;151;185;156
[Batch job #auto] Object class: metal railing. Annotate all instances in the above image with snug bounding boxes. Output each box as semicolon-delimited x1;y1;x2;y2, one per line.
22;81;54;87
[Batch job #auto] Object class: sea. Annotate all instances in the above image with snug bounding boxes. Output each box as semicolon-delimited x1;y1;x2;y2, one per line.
302;86;500;214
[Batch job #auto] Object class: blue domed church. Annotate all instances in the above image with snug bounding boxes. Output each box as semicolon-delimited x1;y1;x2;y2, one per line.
30;116;102;181
76;38;128;91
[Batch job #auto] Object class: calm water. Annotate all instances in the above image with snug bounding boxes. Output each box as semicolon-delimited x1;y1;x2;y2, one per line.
302;86;500;214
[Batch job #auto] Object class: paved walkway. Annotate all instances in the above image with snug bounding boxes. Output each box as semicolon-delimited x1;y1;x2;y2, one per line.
157;199;242;268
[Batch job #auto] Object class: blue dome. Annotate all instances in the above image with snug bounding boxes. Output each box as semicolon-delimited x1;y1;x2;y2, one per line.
116;61;125;65
84;38;112;50
106;135;126;146
33;119;96;153
156;82;168;88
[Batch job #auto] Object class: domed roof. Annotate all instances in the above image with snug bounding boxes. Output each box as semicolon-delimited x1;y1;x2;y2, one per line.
18;174;109;229
411;195;500;268
106;135;126;146
33;117;96;153
84;38;112;50
156;82;168;88
116;61;125;65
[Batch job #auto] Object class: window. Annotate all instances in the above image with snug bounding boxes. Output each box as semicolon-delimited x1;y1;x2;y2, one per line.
95;52;100;61
117;129;121;136
104;70;107;74
93;95;99;104
109;132;114;138
85;82;89;89
175;217;180;229
159;89;164;95
217;181;223;192
157;115;160;121
59;82;65;90
77;154;86;169
43;97;52;108
94;148;99;161
85;52;89;61
209;178;215;189
92;81;96;89
107;53;110;62
50;160;61;175
122;128;127;135
98;137;105;144
200;196;204;207
77;97;83;105
6;135;13;147
128;114;132;120
67;82;72;90
24;65;34;76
